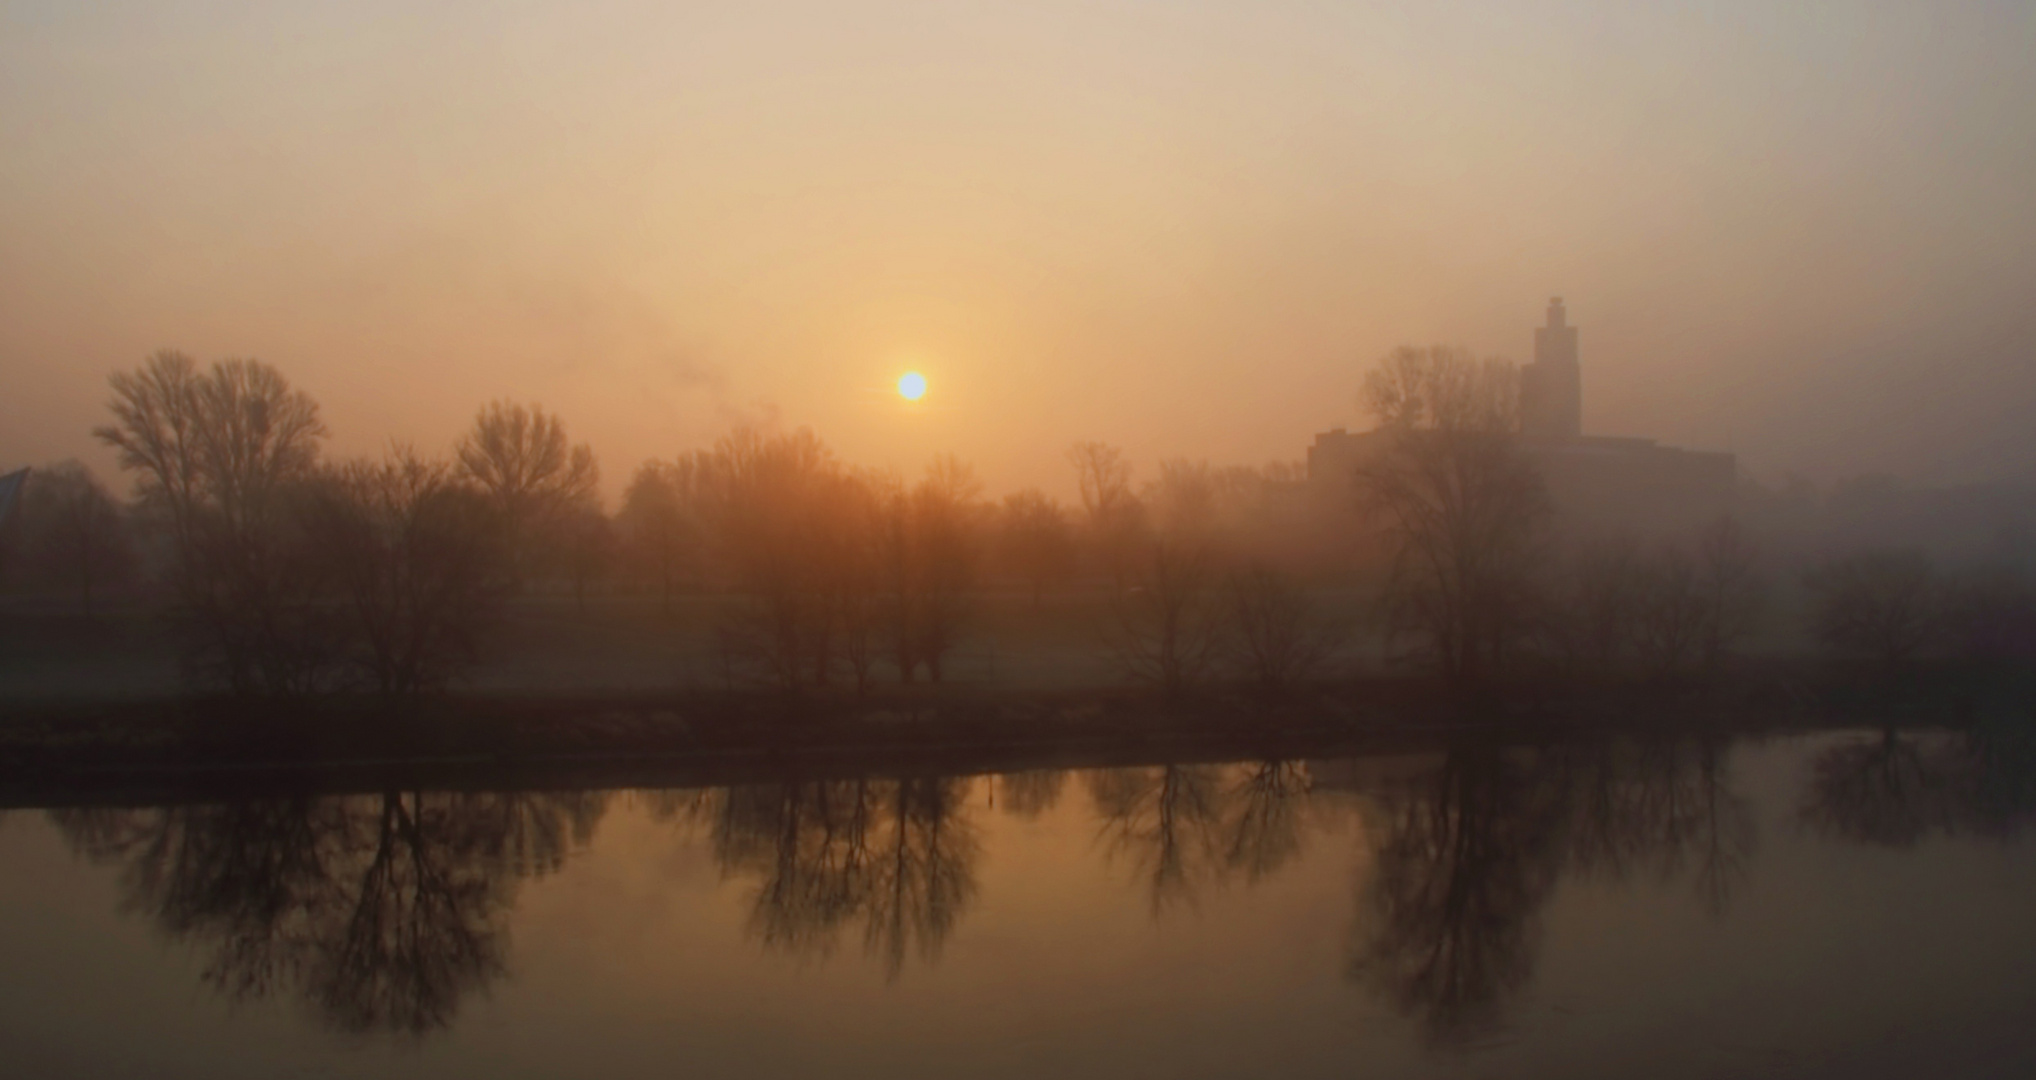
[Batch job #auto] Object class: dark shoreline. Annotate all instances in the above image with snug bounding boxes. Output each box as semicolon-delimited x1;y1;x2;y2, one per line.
1;661;2024;808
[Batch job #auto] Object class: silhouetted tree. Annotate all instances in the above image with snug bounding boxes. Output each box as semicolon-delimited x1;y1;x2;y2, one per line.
904;455;983;683
16;460;135;616
95;351;334;693
1357;346;1547;684
1631;544;1709;675
1802;548;1940;663
1144;458;1221;541
1108;541;1227;696
1942;563;2036;666
1695;517;1767;668
1551;536;1645;669
995;488;1076;605
303;449;509;696
618;457;705;616
454;401;598;580
1067;440;1145;585
1224;563;1343;693
707;427;846;688
1550;523;1767;678
558;497;616;614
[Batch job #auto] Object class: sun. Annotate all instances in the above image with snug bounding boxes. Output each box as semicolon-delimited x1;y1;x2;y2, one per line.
897;371;927;401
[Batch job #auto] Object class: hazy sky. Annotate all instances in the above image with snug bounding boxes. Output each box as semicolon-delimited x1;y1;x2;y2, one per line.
4;0;2033;500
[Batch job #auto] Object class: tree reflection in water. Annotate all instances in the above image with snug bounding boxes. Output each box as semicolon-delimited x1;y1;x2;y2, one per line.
1802;723;2036;846
53;791;607;1037
1554;737;1755;917
35;731;1798;1044
681;776;982;979
1088;760;1319;913
1088;764;1227;914
1346;735;1755;1048
995;770;1068;819
1346;748;1563;1048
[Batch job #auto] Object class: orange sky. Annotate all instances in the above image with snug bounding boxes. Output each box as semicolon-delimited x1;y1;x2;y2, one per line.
4;1;2034;502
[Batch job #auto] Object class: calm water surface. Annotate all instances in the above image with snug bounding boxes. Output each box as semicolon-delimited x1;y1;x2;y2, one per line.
3;729;2035;1078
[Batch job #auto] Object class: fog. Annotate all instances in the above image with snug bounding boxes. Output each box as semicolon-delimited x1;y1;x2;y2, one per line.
3;0;2033;498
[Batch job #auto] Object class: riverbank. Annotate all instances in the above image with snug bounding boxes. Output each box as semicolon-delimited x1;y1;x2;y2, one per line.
1;661;2023;808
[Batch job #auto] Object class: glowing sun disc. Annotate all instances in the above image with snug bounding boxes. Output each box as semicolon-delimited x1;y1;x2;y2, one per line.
897;371;927;401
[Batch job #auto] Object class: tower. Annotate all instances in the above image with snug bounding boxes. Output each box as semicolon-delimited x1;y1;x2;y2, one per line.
1521;296;1581;440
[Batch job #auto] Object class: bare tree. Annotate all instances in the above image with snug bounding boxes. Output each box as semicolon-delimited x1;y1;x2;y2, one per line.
1695;517;1767;669
1357;346;1547;683
995;488;1075;605
1225;563;1343;693
1802;549;1940;664
1145;458;1221;541
558;497;616;614
1067;440;1145;585
1943;565;2036;665
1109;541;1227;696
617;458;704;616
304;449;509;696
1631;544;1708;675
707;427;841;689
1553;536;1646;669
908;455;983;683
454;401;598;578
18;461;135;617
95;352;333;693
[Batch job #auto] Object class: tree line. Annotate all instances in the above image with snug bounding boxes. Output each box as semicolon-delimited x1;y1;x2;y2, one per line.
2;345;2030;698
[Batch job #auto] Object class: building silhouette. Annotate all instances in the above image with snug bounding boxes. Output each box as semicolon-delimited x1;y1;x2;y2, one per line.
1308;299;1736;535
1521;297;1582;440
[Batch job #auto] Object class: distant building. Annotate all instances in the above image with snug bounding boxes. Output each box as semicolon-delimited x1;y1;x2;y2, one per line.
1309;300;1737;536
1522;297;1582;440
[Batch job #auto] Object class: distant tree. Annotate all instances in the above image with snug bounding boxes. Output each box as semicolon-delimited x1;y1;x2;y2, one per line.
95;351;333;693
304;449;509;696
617;458;703;616
454;401;598;578
1694;517;1767;668
1942;568;2036;665
995;489;1076;605
1631;544;1709;675
96;351;326;547
558;497;616;614
1802;549;1940;664
1067;440;1145;585
1109;542;1226;696
1553;537;1646;669
827;470;887;694
1356;346;1547;683
1225;563;1343;693
18;460;135;617
1145;458;1220;542
905;454;983;683
1552;523;1768;678
707;427;841;689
